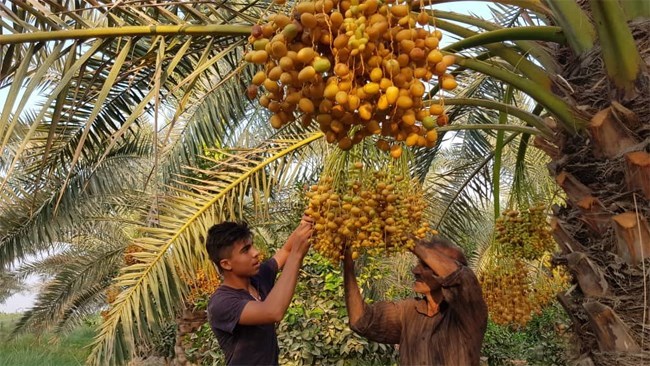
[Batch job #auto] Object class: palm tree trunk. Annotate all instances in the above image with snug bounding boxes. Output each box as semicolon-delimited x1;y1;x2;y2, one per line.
540;17;650;364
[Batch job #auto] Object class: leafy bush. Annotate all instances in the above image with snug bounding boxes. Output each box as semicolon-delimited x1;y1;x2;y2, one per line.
150;321;177;359
481;303;570;365
184;322;225;365
278;253;397;366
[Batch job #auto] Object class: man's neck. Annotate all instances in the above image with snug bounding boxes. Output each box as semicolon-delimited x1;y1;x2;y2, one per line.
423;291;444;317
222;273;251;290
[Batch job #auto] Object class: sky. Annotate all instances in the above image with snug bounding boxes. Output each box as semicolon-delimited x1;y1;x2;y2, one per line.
0;1;494;313
1;287;38;313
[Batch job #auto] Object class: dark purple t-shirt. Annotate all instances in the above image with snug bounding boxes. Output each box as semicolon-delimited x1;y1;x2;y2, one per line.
207;258;279;366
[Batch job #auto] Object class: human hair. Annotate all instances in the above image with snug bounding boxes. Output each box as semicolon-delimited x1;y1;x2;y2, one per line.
420;236;468;266
205;221;252;271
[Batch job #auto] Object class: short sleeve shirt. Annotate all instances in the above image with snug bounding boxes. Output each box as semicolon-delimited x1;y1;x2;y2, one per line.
207;258;279;366
350;265;488;365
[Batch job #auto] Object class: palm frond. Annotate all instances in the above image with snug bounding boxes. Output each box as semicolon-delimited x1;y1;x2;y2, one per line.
12;242;126;335
509;134;559;208
0;0;272;226
0;129;153;268
0;269;25;303
88;132;322;366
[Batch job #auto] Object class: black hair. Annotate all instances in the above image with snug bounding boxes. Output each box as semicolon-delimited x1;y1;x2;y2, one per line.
205;221;252;271
420;236;468;266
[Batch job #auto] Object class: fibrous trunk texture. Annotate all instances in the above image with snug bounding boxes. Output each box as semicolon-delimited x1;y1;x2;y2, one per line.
624;151;650;199
544;17;650;365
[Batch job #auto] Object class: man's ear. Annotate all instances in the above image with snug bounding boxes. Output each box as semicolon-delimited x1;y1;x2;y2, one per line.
220;259;232;271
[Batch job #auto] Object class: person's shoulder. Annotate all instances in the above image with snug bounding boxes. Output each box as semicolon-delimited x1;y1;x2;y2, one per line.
401;297;426;309
212;284;244;296
373;297;423;312
263;257;278;269
457;265;481;282
208;286;246;307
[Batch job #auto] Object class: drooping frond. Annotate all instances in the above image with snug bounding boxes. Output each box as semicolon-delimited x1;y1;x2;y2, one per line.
5;187;151;333
508;133;560;209
0;1;275;260
0;127;153;268
0;269;24;303
160;57;261;178
424;141;495;249
12;241;126;335
88;132;323;366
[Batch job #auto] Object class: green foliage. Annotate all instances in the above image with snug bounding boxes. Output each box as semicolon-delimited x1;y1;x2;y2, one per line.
361;252;414;302
481;303;570;365
184;322;226;365
150;321;177;359
0;313;95;366
278;253;397;366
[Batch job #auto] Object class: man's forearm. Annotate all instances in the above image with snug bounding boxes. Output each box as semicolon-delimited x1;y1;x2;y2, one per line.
343;254;365;326
262;253;304;321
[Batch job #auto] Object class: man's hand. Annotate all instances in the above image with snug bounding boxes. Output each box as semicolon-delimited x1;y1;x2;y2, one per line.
288;216;314;257
274;215;315;269
410;240;428;260
300;214;315;226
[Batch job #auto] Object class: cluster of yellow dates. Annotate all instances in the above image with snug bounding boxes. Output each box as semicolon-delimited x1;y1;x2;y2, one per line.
247;0;456;158
304;162;435;264
180;268;221;305
495;204;556;260
480;254;570;327
480;206;571;327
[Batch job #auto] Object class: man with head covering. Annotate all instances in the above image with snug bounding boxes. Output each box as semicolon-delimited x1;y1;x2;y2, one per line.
343;236;488;365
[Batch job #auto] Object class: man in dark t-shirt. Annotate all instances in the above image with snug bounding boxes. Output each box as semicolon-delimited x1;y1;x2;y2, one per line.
205;216;313;365
343;236;488;365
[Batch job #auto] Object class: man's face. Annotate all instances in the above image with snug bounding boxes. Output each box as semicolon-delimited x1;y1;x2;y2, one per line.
412;260;442;295
220;238;261;277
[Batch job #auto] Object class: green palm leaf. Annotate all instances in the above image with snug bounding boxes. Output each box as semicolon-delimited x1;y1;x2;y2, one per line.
12;238;126;334
89;132;323;366
0;124;153;265
0;1;270;270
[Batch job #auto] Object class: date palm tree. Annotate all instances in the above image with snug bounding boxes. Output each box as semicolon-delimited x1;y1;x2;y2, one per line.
1;1;649;365
0;1;323;364
425;3;650;364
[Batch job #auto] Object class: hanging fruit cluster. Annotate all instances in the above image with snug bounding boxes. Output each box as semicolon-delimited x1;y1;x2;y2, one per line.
480;255;571;327
480;258;535;326
105;286;120;304
494;204;555;260
124;244;143;265
246;0;455;156
101;286;121;321
479;204;570;327
179;268;221;306
534;252;571;306
304;162;435;264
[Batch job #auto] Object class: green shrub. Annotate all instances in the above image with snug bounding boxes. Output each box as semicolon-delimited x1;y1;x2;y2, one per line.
481;303;570;366
184;322;225;365
150;321;177;359
278;253;397;366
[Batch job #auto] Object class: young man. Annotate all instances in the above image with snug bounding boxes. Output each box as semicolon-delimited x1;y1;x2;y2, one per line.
343;236;488;365
205;216;313;365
